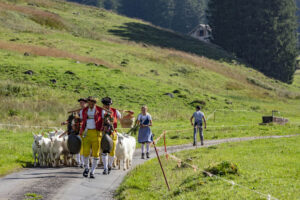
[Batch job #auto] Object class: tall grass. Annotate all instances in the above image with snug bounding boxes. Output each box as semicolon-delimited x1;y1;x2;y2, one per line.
0;2;66;29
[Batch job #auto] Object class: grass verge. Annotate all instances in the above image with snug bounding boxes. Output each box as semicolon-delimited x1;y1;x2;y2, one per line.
0;129;33;176
116;136;300;200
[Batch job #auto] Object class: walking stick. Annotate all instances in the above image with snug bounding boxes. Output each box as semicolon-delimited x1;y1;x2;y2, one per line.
153;140;170;191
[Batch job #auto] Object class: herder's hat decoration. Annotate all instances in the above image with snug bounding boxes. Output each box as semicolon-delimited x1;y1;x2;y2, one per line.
87;96;98;103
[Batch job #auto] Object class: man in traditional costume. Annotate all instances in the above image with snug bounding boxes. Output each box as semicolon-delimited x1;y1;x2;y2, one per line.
80;96;102;178
100;97;121;175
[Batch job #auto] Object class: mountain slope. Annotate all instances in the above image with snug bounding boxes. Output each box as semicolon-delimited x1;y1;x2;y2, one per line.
0;0;299;127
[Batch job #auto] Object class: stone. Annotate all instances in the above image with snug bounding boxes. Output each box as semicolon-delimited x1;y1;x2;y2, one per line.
164;93;174;98
65;71;75;75
24;70;34;75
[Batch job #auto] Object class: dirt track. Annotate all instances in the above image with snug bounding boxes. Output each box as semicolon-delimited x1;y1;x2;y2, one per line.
0;135;297;200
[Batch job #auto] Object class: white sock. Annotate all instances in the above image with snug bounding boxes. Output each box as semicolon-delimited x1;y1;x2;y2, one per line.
108;156;114;168
84;156;89;170
102;154;108;170
141;143;145;154
80;155;84;165
91;158;99;175
146;143;150;153
76;154;81;164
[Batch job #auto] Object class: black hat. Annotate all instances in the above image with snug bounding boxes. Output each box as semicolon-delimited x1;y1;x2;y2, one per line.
101;97;113;105
87;96;97;103
78;98;87;103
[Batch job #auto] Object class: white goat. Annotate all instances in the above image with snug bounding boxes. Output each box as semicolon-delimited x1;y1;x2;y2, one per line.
115;133;136;170
127;134;136;167
61;135;77;166
48;130;65;167
40;136;52;167
32;133;43;167
50;135;64;167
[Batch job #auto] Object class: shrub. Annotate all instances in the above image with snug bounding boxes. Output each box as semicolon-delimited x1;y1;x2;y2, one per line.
250;106;260;111
204;161;239;176
8;109;19;117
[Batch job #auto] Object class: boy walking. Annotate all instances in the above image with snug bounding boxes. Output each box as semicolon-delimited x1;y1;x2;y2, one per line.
190;106;206;146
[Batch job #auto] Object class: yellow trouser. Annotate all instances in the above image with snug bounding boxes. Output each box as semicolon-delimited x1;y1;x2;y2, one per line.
109;131;118;157
80;141;83;155
83;129;102;157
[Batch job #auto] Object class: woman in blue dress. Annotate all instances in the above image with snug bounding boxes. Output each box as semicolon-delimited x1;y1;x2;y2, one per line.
137;105;153;159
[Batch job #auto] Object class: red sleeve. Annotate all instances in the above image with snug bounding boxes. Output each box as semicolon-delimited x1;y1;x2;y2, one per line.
80;107;88;134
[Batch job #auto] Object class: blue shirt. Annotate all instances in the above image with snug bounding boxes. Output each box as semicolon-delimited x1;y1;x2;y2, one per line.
193;111;205;123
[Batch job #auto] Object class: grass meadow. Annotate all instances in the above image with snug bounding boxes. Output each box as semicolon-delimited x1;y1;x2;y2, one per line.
116;136;300;200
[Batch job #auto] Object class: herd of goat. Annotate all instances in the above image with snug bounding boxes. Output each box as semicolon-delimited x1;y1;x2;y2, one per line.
32;130;136;170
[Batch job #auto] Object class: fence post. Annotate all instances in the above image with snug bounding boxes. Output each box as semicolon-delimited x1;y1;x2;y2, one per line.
214;110;216;122
163;131;168;159
153;140;170;191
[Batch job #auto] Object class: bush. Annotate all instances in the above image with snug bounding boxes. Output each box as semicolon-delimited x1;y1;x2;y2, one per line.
204;161;239;176
8;109;19;117
250;106;260;111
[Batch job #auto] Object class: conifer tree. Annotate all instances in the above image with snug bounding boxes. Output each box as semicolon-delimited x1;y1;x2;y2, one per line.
208;0;298;83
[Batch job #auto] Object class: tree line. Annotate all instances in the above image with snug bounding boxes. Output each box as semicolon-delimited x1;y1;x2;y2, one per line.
68;0;207;33
69;0;298;83
208;0;298;83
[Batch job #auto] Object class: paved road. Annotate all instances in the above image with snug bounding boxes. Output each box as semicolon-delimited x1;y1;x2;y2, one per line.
0;135;297;200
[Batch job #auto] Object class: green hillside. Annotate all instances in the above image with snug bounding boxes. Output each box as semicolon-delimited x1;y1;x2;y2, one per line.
0;0;300;175
0;0;299;119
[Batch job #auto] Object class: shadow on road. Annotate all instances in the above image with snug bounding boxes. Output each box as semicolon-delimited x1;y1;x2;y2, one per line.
26;171;82;176
16;159;34;168
4;175;80;180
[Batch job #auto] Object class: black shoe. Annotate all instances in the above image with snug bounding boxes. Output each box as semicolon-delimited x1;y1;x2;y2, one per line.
141;153;145;159
90;172;95;179
201;142;204;146
103;169;108;175
108;166;112;174
193;142;196;146
146;152;150;159
83;169;89;177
